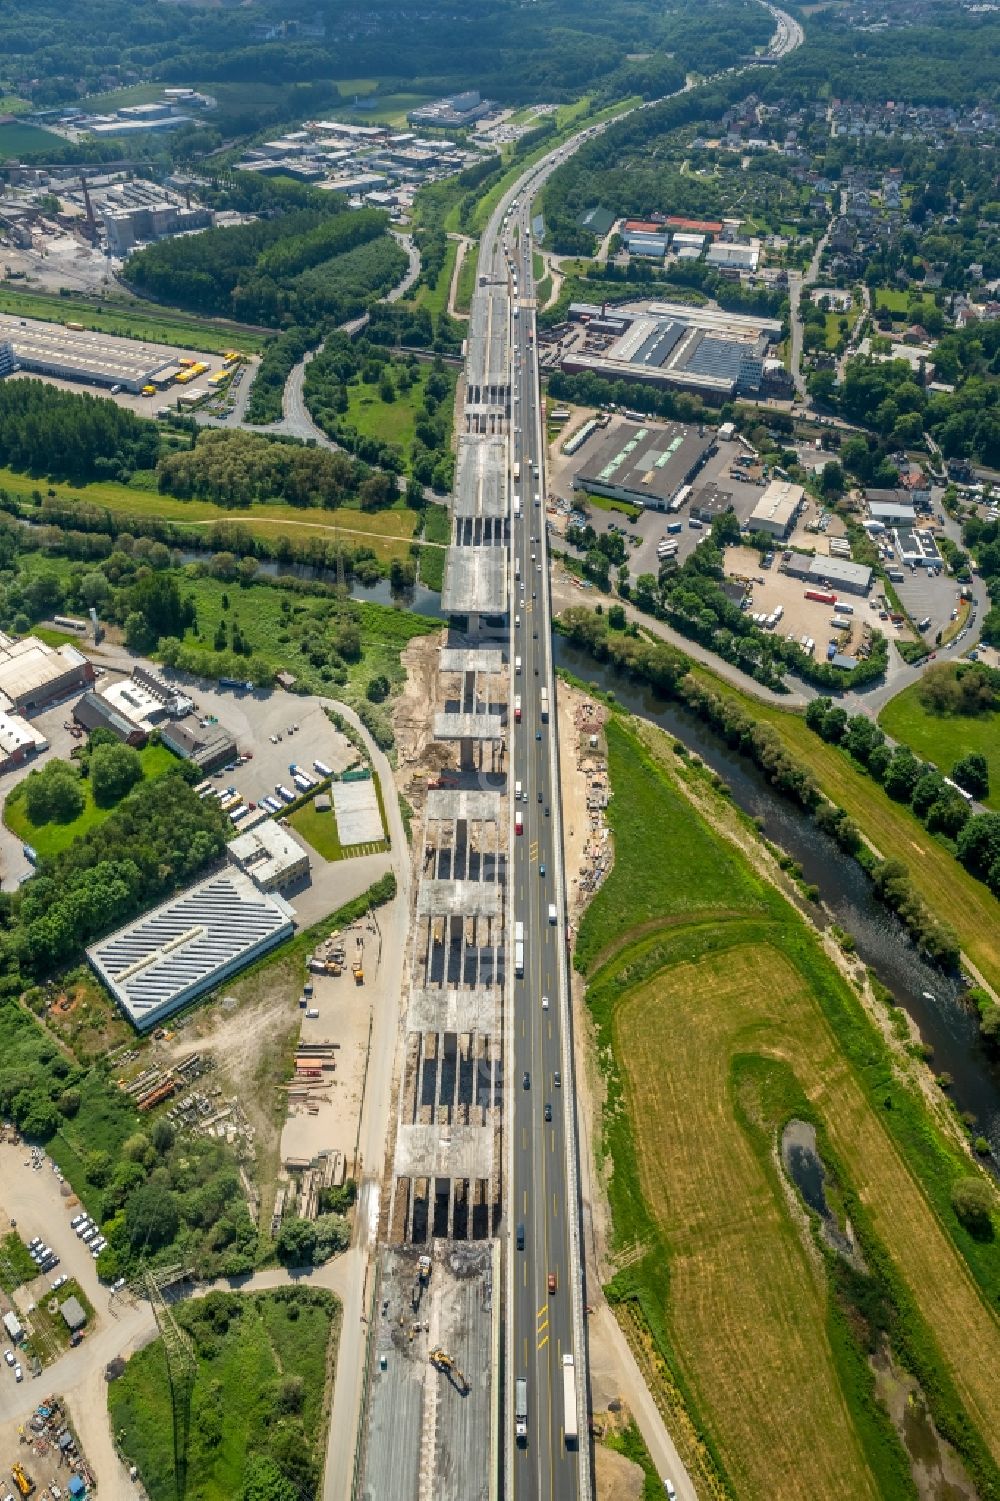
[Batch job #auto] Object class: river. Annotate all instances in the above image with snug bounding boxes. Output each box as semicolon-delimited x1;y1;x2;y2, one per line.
552;637;1000;1159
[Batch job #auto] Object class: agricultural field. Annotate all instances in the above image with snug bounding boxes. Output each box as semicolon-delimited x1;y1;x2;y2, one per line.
582;717;1000;1501
689;665;1000;997
108;1288;340;1501
3;742;179;860
0;286;267;354
879;676;1000;811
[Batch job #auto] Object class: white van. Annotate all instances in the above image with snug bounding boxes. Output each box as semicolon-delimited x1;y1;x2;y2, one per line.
547;903;557;925
515;781;523;802
515;656;522;675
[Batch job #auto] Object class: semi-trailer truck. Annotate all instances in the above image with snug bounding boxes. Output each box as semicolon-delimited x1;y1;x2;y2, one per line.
562;1355;578;1446
540;687;549;722
514;921;525;978
514;694;522;722
515;1378;528;1442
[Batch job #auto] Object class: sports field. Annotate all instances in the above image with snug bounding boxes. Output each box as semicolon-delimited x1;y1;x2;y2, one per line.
582;717;1000;1501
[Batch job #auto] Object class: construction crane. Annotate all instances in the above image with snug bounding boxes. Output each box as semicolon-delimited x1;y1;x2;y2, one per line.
429;1347;469;1394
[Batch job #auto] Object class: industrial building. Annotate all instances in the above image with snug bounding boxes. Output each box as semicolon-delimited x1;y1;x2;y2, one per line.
748;480;805;539
0;314;179;394
73;690;147;747
573;421;714;512
561;299;781;402
894;527;941;569
159;717;237;773
229;820;310;893
784;552;873;595
867;500;916;527
0;633;94;715
0;340;16;380
689;481;736;524
103;203;211;256
0;708;47;774
408;90;494;128
87;870;296;1031
705;240;761;273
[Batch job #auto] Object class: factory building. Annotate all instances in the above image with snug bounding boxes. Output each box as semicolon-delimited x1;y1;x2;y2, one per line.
229;820;311;893
0;313;178;394
894;527;942;569
573;421;714;512
87;870;296;1032
561;299;781;402
103;203;211;256
408;91;494;128
747;480;805;539
0;633;94;715
689;482;736;524
0;341;16;380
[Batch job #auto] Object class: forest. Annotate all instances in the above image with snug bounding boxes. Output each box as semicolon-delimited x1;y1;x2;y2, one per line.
0;0;775;118
158;429;365;510
303;336;456;488
124;199;403;327
0;382;160;485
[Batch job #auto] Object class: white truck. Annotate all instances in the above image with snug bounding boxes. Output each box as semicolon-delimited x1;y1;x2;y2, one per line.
515;1377;528;1442
562;1354;578;1446
514;920;525;978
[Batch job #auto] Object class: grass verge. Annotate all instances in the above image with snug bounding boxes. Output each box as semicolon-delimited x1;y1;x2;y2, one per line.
0;285;267;354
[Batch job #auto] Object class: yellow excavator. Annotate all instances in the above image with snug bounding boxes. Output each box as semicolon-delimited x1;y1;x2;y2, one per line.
429;1347;469;1394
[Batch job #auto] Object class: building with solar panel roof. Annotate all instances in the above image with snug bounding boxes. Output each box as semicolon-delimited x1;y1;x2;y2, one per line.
87;869;295;1031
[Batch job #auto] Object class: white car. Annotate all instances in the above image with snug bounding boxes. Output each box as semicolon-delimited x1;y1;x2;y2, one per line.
14;1364;22;1382
3;1349;13;1367
541;996;549;1010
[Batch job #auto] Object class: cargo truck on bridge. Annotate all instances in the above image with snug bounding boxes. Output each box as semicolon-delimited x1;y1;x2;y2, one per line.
514;920;525;977
515;1377;528;1442
540;687;549;722
562;1354;578;1446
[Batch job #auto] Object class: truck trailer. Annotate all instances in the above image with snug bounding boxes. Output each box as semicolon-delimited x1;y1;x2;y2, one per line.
515;1377;528;1442
562;1355;578;1446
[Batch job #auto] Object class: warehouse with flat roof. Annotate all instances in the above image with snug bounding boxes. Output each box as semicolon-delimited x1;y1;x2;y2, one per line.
748;480;805;539
573;421;714;511
229;820;310;892
0;313;179;393
88;870;296;1031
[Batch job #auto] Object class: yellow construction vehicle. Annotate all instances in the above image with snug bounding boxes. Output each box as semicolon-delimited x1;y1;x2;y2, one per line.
352;960;364;985
429;1347;469;1393
12;1461;34;1496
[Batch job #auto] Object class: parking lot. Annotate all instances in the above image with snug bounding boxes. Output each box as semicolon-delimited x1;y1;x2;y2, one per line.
723;544;893;660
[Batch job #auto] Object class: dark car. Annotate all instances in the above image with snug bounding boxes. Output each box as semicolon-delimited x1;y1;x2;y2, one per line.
516;1223;525;1250
523;1071;530;1090
554;1071;562;1088
544;1102;552;1122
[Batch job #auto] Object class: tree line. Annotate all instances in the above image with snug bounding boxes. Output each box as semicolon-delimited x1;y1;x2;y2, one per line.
805;696;1000;901
559;604;962;968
